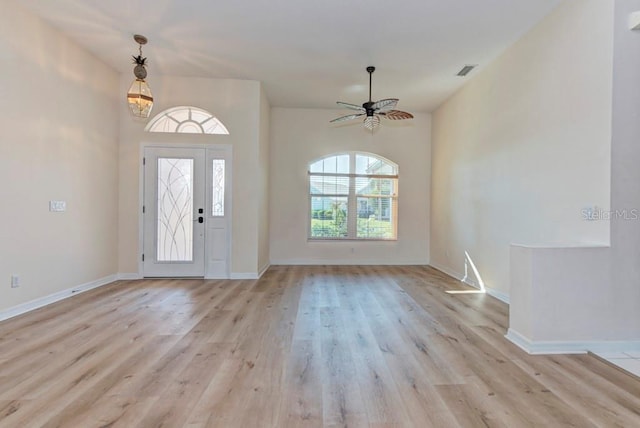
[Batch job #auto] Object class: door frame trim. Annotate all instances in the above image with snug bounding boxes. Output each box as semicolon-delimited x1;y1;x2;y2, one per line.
138;142;233;279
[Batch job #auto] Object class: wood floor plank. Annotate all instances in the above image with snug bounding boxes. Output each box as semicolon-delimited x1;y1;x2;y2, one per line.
511;355;640;426
355;274;462;427
0;400;27;420
279;340;324;427
131;342;233;428
0;331;165;427
319;305;370;427
435;384;513;428
0;315;159;402
0;265;638;427
334;273;412;425
39;335;182;427
359;270;466;386
436;319;598;427
184;358;250;427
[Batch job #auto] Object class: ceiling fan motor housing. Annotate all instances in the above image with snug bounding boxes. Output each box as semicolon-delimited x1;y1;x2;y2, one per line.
363;101;375;116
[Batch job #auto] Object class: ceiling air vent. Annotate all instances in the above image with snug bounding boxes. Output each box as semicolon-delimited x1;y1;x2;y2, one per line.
456;65;477;77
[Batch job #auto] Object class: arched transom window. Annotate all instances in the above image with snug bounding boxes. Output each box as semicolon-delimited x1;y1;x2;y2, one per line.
308;152;398;240
145;106;229;135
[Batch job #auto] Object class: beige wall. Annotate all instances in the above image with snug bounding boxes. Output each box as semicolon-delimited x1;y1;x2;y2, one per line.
0;2;120;311
270;108;430;264
117;75;266;277
431;0;613;297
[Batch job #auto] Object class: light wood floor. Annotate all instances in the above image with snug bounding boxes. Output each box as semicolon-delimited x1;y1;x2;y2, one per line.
0;266;639;427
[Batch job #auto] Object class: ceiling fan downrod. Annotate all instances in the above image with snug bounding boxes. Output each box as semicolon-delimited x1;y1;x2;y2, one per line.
364;66;376;115
367;66;375;103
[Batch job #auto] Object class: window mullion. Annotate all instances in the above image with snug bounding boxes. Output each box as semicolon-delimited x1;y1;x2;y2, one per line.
347;174;357;238
347;153;358;239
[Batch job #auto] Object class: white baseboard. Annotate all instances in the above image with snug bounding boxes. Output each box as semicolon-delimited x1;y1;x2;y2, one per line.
486;287;510;304
121;271;272;281
258;263;271;278
0;274;118;322
429;262;482;290
506;328;640;355
430;262;510;304
429;261;465;282
230;273;259;280
270;259;429;266
230;264;270;280
462;277;478;288
117;273;142;280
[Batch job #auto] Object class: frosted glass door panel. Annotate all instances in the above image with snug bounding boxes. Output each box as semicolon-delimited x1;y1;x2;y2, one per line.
212;159;225;217
157;158;194;262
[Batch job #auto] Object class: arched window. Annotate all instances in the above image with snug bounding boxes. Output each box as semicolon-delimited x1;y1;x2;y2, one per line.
145;106;229;134
308;152;398;240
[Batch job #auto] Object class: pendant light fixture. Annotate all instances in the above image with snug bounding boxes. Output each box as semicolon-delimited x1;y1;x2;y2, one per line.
127;34;154;118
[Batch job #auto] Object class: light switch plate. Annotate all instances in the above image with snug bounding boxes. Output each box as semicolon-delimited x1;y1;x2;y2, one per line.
49;200;66;212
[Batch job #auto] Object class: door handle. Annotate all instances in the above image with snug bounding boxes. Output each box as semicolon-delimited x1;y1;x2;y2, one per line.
198;216;204;223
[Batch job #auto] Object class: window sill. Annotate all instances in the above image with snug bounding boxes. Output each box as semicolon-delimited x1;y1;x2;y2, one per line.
307;238;398;242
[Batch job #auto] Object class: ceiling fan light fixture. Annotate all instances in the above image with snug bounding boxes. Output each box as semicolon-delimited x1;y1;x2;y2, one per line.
363;115;380;131
127;34;154;118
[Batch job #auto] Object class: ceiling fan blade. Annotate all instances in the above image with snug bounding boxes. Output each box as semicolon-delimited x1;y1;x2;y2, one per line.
336;101;365;112
379;110;414;120
330;113;365;123
371;98;398;112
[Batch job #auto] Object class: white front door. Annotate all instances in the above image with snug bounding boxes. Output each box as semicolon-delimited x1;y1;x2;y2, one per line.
143;147;206;277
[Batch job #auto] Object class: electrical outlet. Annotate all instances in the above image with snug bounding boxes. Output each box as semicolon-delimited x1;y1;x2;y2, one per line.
11;275;19;288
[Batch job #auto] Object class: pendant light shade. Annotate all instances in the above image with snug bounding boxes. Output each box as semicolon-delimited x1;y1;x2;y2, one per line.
127;34;154;118
127;78;153;117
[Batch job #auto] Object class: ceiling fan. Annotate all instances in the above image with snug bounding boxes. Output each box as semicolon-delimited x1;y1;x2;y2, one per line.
331;66;414;131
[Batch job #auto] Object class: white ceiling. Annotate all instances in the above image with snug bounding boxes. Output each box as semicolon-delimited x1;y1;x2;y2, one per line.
19;0;561;112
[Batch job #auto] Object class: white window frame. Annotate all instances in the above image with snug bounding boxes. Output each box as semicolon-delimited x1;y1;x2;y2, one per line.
308;151;398;241
145;106;229;135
